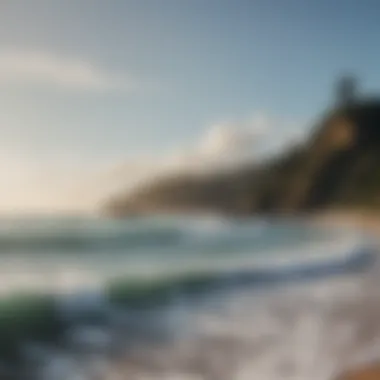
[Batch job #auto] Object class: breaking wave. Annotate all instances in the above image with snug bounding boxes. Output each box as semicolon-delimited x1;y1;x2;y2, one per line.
0;215;376;380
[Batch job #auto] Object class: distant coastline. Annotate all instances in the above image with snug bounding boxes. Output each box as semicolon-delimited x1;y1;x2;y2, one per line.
104;99;380;219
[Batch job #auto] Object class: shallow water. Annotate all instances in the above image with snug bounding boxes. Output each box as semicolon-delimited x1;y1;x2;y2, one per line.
0;215;363;294
0;215;376;380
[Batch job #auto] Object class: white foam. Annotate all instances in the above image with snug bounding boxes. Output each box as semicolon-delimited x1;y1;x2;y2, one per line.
0;229;367;298
29;253;380;380
125;270;377;380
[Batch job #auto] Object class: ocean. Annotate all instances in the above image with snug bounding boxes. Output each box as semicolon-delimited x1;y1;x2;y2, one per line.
0;214;377;380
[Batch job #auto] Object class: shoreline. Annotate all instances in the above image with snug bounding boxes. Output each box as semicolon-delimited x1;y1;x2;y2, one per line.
311;211;380;380
312;210;380;235
0;212;379;379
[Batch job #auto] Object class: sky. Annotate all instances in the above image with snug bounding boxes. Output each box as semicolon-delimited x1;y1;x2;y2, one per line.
0;0;380;212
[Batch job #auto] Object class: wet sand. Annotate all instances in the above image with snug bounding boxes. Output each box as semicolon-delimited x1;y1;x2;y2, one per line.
104;259;380;380
337;364;380;380
314;212;380;380
313;211;380;235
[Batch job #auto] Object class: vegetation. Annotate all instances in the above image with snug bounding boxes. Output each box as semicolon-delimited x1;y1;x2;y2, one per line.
105;98;380;216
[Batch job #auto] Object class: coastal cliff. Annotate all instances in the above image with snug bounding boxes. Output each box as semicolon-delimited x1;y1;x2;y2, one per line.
105;99;380;216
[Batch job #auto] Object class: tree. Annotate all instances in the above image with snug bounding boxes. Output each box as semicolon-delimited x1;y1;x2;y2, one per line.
336;75;357;108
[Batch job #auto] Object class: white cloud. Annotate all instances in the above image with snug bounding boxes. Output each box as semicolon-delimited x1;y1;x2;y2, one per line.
198;117;269;159
0;50;137;91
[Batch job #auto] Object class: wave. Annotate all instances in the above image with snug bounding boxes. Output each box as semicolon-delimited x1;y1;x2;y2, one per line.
0;214;346;254
0;228;184;252
0;216;268;252
0;231;375;377
104;244;375;309
1;240;372;336
0;226;369;295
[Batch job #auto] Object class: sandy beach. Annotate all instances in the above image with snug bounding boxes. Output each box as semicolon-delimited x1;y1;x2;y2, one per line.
313;211;380;235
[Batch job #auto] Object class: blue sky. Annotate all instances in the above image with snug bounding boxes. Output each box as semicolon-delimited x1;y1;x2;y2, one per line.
0;0;379;211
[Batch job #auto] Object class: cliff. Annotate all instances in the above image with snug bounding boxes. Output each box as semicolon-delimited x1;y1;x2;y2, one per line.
104;99;380;216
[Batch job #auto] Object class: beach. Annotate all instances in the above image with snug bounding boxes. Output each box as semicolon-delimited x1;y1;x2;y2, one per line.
314;213;380;380
0;214;378;380
110;256;380;380
106;214;380;380
313;211;380;234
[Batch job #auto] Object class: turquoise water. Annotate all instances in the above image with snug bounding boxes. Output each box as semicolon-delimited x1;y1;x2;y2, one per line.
0;215;373;379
